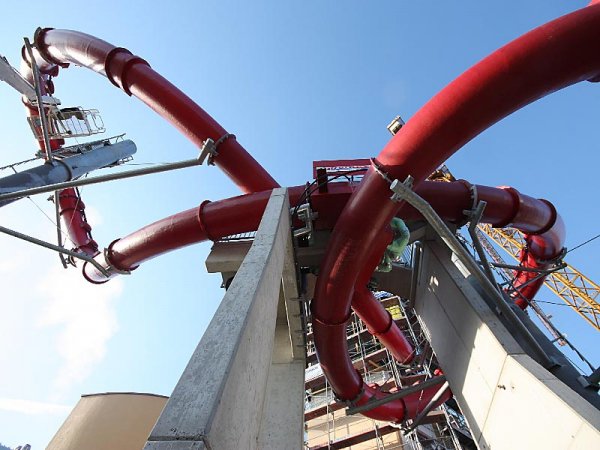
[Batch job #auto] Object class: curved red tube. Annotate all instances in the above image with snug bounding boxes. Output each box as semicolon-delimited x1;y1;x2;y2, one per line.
58;188;99;256
73;176;561;419
312;4;600;422
80;177;563;304
83;186;307;282
33;28;278;194
352;285;414;364
27;4;598;425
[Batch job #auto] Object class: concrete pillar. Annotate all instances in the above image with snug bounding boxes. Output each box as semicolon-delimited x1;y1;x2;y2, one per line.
257;289;306;449
145;188;304;450
414;239;600;449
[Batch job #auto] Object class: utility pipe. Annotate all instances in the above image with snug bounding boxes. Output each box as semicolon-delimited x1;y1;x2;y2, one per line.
32;28;278;193
312;3;600;422
0;140;136;207
0;152;204;204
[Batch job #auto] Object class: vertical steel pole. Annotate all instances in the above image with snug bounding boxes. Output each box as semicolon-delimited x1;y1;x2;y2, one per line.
23;38;54;163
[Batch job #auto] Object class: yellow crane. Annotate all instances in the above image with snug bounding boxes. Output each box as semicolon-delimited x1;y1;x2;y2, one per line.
430;165;600;333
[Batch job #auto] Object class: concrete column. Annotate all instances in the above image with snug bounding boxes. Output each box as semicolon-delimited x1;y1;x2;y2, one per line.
145;188;304;450
414;239;600;449
257;289;306;449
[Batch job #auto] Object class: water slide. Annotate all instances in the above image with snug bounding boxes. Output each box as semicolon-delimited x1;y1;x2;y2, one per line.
20;3;600;423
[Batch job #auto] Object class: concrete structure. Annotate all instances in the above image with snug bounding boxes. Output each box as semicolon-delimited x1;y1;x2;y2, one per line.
415;238;600;449
47;393;167;450
197;214;600;449
46;193;600;449
144;188;305;450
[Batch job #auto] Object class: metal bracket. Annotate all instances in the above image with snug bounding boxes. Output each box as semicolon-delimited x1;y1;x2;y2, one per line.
293;203;318;243
492;261;567;274
389;175;415;202
504;262;567;298
371;158;397;185
336;380;366;410
102;247;132;276
465;201;500;290
538;246;568;266
465;184;478;215
402;380;451;435
454;182;478;228
199;138;218;165
346;376;447;416
0;224;109;277
198;133;236;166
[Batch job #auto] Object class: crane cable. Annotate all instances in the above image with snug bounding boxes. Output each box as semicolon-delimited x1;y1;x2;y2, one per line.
566;233;600;255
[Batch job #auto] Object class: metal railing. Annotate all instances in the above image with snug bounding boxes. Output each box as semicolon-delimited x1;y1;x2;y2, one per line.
28;107;105;140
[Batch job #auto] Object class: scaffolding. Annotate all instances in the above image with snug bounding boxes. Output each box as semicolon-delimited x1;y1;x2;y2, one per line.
303;284;475;450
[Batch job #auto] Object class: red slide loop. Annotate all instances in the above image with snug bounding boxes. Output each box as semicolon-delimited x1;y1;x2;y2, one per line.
34;28;279;193
23;4;600;425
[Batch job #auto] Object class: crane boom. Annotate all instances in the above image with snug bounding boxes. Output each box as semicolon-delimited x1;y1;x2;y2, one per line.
479;223;600;331
429;164;600;332
475;228;568;345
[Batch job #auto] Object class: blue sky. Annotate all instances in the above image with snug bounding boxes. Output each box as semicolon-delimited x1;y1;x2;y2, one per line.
0;1;599;448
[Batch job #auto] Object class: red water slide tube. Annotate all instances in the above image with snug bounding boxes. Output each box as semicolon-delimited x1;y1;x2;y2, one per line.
82;186;306;282
79;179;561;290
312;4;600;422
32;28;279;194
25;27;278;256
25;4;598;424
74;175;561;418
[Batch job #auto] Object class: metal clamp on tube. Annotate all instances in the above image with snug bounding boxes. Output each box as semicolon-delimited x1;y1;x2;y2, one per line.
198;133;236;166
82;239;134;284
